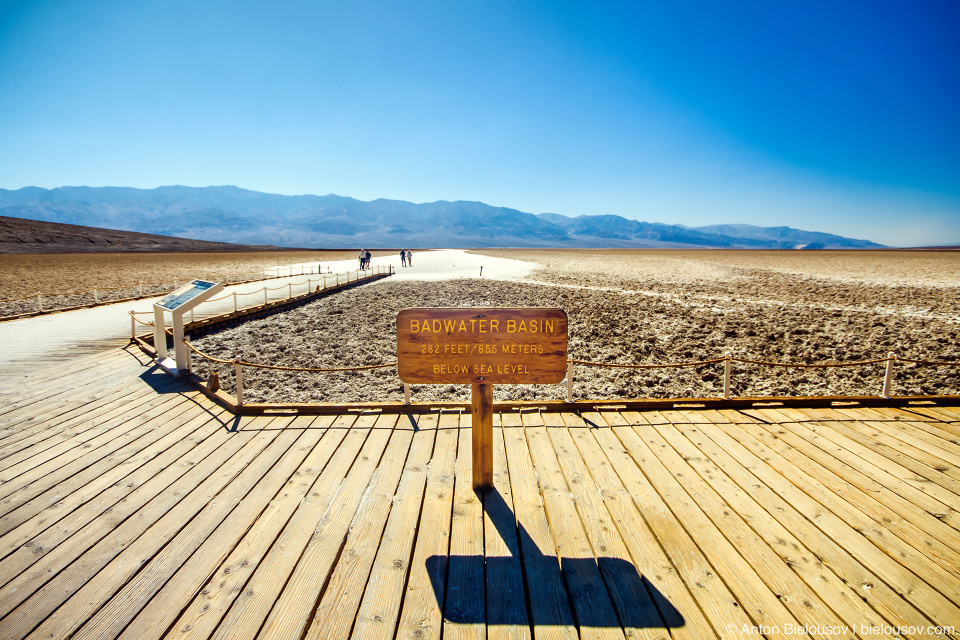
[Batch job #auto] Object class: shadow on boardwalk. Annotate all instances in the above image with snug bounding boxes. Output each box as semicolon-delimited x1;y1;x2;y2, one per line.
429;488;685;631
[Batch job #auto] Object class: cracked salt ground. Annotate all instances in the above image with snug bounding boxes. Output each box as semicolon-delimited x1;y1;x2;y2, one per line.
189;273;960;404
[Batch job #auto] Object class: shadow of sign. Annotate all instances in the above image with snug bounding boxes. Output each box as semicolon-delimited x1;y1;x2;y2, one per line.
427;489;684;630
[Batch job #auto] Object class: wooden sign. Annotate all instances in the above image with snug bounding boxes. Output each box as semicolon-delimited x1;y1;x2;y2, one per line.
397;308;568;384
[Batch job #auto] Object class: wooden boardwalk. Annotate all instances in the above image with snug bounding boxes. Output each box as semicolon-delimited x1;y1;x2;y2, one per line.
0;346;958;639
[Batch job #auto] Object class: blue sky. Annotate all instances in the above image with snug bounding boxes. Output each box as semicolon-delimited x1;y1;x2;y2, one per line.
1;0;958;246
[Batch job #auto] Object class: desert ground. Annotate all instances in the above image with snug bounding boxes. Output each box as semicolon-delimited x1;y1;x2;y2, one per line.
0;250;396;316
181;249;960;402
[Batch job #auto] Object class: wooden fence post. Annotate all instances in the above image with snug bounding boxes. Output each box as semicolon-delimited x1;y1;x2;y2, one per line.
724;352;732;399
882;352;896;398
235;360;244;405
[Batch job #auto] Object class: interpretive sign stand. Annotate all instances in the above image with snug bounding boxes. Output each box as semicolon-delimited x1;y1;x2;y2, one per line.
397;308;568;489
153;280;224;375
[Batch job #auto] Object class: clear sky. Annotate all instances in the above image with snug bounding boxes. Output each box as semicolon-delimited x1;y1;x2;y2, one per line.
1;0;958;246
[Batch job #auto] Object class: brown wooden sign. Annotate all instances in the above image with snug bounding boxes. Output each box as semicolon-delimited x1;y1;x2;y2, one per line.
397;308;568;384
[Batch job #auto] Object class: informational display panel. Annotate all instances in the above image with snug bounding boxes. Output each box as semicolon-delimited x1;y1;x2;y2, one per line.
156;280;218;311
397;308;568;384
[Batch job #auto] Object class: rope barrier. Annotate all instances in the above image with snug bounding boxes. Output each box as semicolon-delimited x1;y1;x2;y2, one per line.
897;357;960;367
183;340;397;372
570;355;898;370
730;356;889;368
571;357;725;369
131;314;155;326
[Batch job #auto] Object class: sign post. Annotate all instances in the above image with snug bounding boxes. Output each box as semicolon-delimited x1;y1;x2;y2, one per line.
397;307;568;489
153;280;224;375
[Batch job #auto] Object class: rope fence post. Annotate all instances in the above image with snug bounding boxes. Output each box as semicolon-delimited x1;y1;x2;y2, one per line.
404;382;411;405
263;287;268;305
724;352;732;399
288;283;292;299
566;358;574;402
235;360;244;405
93;287;99;304
184;337;191;373
130;310;136;339
37;292;42;312
138;281;143;297
233;291;238;312
882;352;896;398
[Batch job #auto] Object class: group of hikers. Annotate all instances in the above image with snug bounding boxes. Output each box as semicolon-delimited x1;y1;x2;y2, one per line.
358;248;413;270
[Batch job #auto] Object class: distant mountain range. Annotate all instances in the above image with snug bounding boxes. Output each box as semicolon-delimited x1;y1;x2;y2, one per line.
0;185;886;250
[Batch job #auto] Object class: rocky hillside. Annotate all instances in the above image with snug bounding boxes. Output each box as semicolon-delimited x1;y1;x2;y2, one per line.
0;215;295;254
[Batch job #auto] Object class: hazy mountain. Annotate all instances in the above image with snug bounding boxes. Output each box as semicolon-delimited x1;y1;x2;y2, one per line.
0;185;886;249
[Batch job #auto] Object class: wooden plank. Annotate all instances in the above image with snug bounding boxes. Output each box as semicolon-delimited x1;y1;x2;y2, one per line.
442;413;486;639
557;411;704;640
0;352;174;432
757;417;960;584
649;415;894;636
770;414;960;549
161;415;335;640
484;417;530;640
0;372;189;472
346;413;438;640
22;416;294;640
636;410;670;425
0;391;195;512
822;408;960;460
0;348;148;420
302;416;428;640
114;415;332;640
500;410;576;640
393;412;459;640
899;405;960;427
872;407;960;439
595;411;754;639
5;417;272;638
823;416;960;488
712;416;960;628
0;408;237;620
77;418;314;640
257;415;398;640
524;410;622;640
205;415;370;640
614;415;812;638
0;392;208;533
0;402;227;583
693;411;944;637
575;410;715;640
0;373;185;467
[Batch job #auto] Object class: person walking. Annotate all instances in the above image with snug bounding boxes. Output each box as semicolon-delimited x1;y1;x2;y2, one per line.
365;250;372;270
400;249;407;267
406;249;413;267
358;249;366;270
